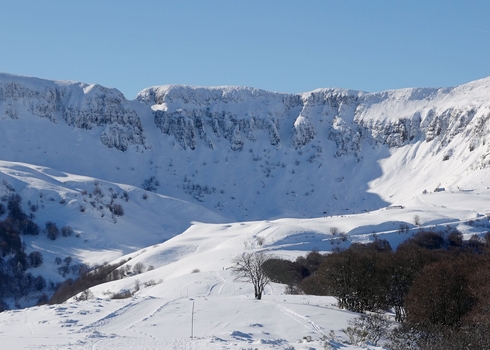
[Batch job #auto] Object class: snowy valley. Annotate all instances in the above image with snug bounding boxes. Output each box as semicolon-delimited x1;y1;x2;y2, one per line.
0;73;490;349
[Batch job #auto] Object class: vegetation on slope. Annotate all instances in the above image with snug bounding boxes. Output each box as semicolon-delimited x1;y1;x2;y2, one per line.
264;229;490;348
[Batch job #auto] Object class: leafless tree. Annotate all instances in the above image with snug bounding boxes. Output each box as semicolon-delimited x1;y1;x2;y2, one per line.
346;313;390;346
413;215;421;226
231;252;272;300
132;262;146;275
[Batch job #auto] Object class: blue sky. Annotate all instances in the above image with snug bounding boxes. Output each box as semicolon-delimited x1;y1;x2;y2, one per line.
1;1;489;98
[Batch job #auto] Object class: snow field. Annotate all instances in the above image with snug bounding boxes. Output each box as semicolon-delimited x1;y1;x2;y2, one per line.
1;74;490;348
1;176;489;348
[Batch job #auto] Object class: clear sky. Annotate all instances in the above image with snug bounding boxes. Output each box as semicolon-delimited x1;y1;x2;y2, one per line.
1;1;490;99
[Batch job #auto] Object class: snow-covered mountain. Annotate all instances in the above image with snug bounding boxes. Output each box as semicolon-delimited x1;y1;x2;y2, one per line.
2;73;490;349
1;73;490;221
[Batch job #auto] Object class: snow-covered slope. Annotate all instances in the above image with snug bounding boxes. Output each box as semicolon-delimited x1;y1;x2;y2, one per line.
0;160;225;286
1;189;489;349
1;73;490;349
1;73;490;221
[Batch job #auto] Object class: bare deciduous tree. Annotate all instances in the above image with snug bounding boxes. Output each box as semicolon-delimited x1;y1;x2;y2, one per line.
346;313;390;346
231;252;272;300
413;215;421;226
132;262;146;275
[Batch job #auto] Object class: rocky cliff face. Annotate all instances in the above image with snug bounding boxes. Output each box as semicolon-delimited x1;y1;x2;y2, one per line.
0;75;148;152
137;85;299;151
2;74;489;160
137;80;490;163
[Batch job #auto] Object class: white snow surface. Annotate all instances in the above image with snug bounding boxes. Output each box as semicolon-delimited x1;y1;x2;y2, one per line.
1;73;490;348
1;191;489;349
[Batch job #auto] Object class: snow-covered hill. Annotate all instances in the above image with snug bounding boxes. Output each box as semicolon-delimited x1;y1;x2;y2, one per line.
2;73;490;221
1;189;489;349
1;73;490;348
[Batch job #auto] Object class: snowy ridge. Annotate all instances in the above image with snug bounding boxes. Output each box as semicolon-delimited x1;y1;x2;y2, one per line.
1;73;490;218
0;73;147;152
142;78;490;153
2;73;490;156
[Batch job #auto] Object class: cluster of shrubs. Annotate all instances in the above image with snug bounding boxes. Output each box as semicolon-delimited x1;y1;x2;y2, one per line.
0;187;83;310
263;229;490;348
55;256;85;277
49;259;130;304
49;260;155;304
182;176;216;202
262;249;325;292
142;176;160;192
0;194;47;307
0;181;136;310
81;181;126;221
44;221;75;240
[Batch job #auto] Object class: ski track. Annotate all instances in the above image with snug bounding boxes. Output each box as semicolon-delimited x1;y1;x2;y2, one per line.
216;270;227;295
43;334;199;350
270;302;326;338
81;297;167;335
24;308;32;335
207;282;219;297
209;307;247;340
206;271;230;297
39;298;203;350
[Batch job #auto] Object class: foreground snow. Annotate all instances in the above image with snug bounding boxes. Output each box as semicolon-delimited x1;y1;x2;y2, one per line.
2;294;368;350
1;74;490;348
2;187;489;349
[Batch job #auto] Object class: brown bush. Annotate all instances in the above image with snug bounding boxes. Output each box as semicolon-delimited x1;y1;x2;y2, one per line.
406;259;474;326
49;259;128;304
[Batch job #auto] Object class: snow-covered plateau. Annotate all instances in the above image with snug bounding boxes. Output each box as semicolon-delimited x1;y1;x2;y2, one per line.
0;73;490;349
